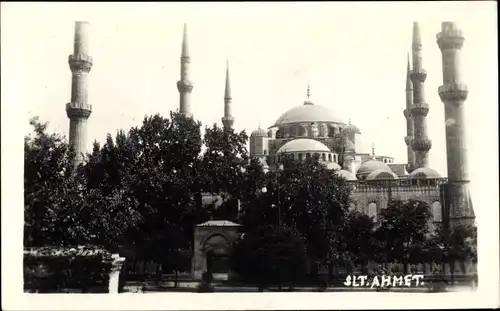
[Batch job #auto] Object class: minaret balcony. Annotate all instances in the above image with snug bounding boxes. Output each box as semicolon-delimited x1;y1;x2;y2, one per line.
410;103;429;116
177;80;194;93
68;54;93;73
411;138;432;152
438;83;468;102
404;136;413;146
403;109;413;119
410;68;427;83
437;24;464;50
66;102;92;119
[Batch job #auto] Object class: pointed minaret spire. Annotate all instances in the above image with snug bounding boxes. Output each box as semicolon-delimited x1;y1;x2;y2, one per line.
177;23;194;117
222;59;234;129
371;143;376;159
181;23;189;57
410;22;431;169
406;53;413;91
404;53;416;173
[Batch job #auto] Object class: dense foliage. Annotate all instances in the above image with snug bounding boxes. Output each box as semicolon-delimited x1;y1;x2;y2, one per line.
231;225;308;289
25;114;478;287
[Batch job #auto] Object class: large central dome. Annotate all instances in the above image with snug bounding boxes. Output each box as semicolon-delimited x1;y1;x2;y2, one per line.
271;102;344;127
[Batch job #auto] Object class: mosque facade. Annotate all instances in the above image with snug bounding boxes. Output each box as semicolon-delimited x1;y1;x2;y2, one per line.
247;22;475;231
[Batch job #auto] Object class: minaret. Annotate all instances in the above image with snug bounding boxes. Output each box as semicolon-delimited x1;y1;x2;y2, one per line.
177;23;194;117
66;21;93;167
404;53;416;173
437;22;475;227
410;22;432;169
221;60;234;129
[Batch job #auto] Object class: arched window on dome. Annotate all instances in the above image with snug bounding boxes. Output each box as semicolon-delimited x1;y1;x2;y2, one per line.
327;126;335;138
322;153;326;161
368;202;378;222
328;154;332;162
432;201;442;222
276;129;283;139
298;153;303;161
298;126;307;137
333;154;338;162
314;153;320;159
306;153;311;159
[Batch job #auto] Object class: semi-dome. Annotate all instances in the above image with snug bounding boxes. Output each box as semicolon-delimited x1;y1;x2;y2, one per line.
251;127;268;137
271;103;344;127
324;162;341;170
356;159;392;180
336;170;357;181
276;138;331;154
408;167;441;179
366;169;399;180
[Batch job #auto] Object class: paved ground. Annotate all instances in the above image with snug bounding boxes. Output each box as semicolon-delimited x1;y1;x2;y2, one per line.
123;282;476;293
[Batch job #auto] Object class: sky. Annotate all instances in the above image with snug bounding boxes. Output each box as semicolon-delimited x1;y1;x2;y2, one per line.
2;1;498;180
1;2;499;307
2;2;497;177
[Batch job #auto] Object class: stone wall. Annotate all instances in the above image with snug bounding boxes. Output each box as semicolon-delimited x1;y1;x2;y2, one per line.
23;246;125;293
349;178;448;230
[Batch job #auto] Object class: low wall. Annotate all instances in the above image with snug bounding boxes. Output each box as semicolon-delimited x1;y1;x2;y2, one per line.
24;245;125;293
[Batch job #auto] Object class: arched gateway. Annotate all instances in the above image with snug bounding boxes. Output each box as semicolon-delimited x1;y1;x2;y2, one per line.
191;220;242;281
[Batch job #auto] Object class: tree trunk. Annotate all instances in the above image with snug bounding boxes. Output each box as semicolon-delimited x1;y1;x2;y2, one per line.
174;270;179;288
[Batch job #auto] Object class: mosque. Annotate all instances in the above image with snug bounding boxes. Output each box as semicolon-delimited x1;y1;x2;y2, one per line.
64;21;475;279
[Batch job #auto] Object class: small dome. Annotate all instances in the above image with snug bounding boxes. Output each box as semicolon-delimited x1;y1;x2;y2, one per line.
276;138;331;154
324;162;341;170
336;170;357;181
342;123;361;135
409;167;441;179
366;169;399;180
251;127;268;137
356;159;392;180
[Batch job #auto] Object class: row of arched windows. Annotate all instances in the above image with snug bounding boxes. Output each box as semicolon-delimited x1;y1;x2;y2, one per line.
275;124;343;139
351;201;443;223
276;152;338;163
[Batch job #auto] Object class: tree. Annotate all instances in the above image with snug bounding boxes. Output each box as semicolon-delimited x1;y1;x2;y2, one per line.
231;225;308;291
375;199;432;273
82;112;207;273
426;224;477;277
344;211;377;273
240;154;354;279
24;117;142;249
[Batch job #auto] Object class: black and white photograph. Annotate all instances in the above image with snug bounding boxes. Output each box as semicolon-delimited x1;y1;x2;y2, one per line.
2;1;498;310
